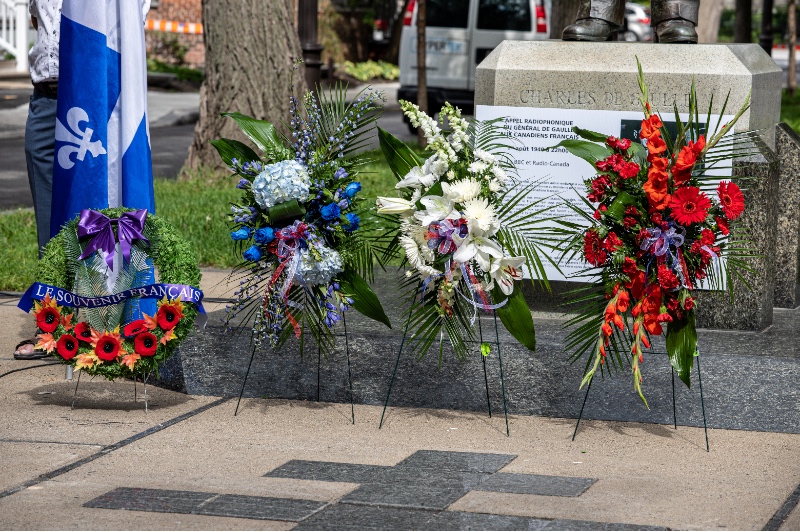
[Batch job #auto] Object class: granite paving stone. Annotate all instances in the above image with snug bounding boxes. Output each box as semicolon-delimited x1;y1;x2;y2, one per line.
264;460;391;484
478;473;597;497
428;511;552;530
543;519;669;531
194;494;326;521
83;487;215;514
341;481;470;510
373;467;490;490
394;450;517;473
291;503;439;530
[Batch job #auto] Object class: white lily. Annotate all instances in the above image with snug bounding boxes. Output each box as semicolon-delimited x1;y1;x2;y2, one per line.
414;195;460;226
376;196;416;215
489;256;526;295
452;227;504;271
396;165;437;190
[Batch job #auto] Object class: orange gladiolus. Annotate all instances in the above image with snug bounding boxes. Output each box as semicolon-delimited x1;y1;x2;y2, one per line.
641;114;663;140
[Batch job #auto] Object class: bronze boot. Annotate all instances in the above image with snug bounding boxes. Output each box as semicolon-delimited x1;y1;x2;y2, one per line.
562;0;625;41
652;0;699;43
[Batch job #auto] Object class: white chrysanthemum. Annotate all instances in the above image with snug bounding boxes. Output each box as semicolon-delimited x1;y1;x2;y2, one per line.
444;178;482;203
400;236;441;277
468;160;488;174
252;160;311;209
474;149;496;163
491;164;508;184
462;198;499;234
410;188;422;203
401;219;430;251
488;179;502;193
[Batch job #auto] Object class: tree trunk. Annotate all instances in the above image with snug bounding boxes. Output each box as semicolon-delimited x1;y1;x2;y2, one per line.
697;0;724;43
549;0;581;39
186;0;306;170
789;0;796;96
384;0;412;64
417;0;427;148
734;0;753;43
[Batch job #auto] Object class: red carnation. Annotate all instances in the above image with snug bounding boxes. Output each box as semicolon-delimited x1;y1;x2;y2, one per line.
658;264;680;291
622;257;639;277
604;232;623;252
134;332;158;357
700;228;715;247
157;304;184;330
94;334;121;362
584;229;607;266
123;319;148;338
684;297;695;311
716;216;730;236
717;181;745;221
56;334;79;360
669;186;711;226
35;306;60;333
618;161;640;179
74;322;93;342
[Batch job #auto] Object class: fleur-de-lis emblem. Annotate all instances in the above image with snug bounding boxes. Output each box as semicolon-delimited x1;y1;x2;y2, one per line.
55;107;107;169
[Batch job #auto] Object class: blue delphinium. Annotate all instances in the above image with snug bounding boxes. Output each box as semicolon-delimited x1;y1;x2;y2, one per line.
254;227;276;245
236;178;250;190
252;160;311;209
320;203;341;221
231;227;252;241
243;245;262;262
344;213;360;232
334;167;348;180
343;182;361;198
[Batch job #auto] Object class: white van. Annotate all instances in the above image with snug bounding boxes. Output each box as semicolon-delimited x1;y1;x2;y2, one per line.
398;0;551;128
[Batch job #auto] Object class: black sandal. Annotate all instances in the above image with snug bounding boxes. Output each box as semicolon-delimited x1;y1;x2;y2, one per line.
13;339;50;360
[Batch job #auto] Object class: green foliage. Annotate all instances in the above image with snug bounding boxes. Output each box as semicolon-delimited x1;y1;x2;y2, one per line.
146;58;204;84
492;284;535;351
0;210;39;291
666;310;697;387
342;60;399;82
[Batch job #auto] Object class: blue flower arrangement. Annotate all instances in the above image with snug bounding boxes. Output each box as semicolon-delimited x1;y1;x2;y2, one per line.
213;81;392;349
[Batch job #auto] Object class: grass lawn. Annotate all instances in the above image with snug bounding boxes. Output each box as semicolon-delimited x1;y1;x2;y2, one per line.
0;149;401;291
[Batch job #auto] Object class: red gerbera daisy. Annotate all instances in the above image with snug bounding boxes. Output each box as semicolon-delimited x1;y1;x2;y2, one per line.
56;334;79;360
123;319;148;338
94;333;121;362
134;332;158;357
74;322;93;342
716;216;730;236
669;186;711;226
584;229;607;266
35;306;60;333
157;304;184;330
717;181;745;220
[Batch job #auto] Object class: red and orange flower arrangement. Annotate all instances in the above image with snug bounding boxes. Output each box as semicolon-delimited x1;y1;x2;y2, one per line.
32;294;186;375
560;67;753;404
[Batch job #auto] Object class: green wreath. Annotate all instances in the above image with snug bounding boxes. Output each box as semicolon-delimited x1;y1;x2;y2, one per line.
28;207;201;380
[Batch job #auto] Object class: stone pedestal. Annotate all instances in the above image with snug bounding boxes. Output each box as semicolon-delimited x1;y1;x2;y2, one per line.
475;41;782;331
774;123;800;309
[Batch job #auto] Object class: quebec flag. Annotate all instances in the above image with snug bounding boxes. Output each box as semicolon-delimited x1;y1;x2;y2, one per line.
51;0;155;236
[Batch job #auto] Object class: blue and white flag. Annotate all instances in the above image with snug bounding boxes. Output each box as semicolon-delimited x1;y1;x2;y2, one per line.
51;1;154;237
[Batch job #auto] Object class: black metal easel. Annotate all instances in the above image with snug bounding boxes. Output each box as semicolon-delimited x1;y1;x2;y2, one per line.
571;352;709;451
378;294;510;436
234;315;355;423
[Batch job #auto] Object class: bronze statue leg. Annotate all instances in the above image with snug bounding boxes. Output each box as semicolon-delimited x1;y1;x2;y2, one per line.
651;0;700;43
562;0;626;42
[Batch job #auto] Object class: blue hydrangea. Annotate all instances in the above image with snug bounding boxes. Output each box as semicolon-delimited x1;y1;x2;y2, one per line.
243;245;263;262
343;182;362;198
252;160;311;209
320;203;341;221
231;227;252;241
254;227;276;244
344;213;360;232
295;245;343;286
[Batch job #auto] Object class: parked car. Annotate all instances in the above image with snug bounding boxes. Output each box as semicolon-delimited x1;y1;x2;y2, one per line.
621;2;653;42
398;0;551;130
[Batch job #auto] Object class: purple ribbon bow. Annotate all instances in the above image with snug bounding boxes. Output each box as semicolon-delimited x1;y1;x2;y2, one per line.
640;225;685;257
77;209;149;270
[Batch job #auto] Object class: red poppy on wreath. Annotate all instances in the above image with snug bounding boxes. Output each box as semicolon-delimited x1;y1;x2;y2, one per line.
73;322;93;343
156;299;184;330
94;333;121;362
584;229;607;266
669;186;711;226
134;332;159;357
36;305;61;332
56;334;79;360
717;181;745;221
123;319;148;338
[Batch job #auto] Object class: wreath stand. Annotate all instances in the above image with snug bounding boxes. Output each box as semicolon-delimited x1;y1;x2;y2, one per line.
234;313;355;424
571;351;709;451
70;369;153;412
378;290;511;437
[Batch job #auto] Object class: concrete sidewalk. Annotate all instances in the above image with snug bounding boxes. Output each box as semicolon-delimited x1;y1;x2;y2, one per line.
2;271;800;530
